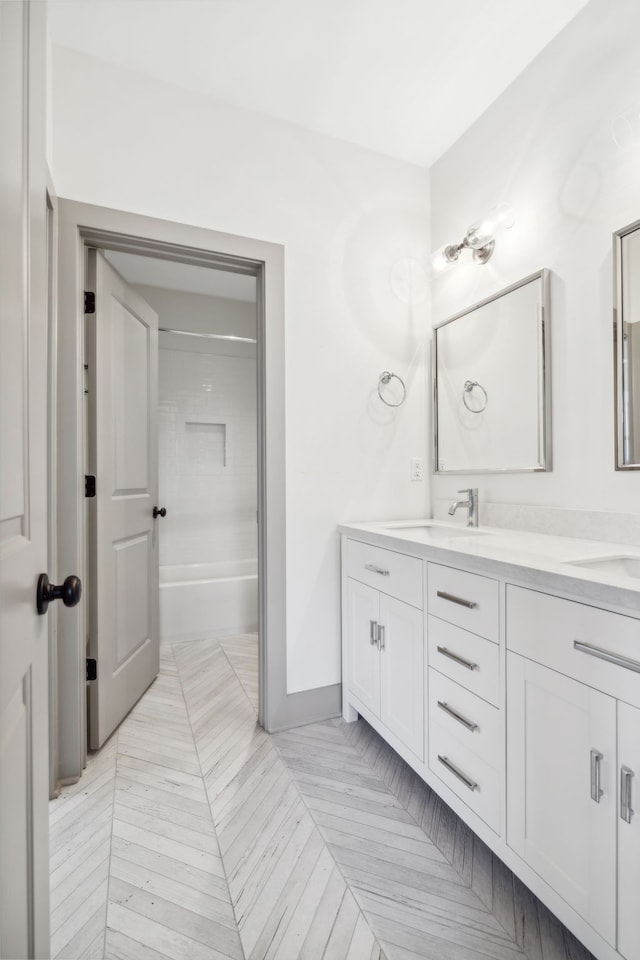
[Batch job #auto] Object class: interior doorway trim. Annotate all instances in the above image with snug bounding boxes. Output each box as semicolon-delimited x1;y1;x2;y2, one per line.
56;200;289;780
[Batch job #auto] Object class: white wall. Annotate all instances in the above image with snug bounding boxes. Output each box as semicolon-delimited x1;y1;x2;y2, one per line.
135;285;257;344
50;47;431;693
430;0;640;527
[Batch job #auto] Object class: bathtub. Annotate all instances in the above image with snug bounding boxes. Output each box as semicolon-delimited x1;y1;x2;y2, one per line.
159;559;258;641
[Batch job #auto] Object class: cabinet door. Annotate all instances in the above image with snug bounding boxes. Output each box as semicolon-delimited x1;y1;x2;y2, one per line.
379;596;424;759
345;578;380;716
507;654;616;946
618;700;640;960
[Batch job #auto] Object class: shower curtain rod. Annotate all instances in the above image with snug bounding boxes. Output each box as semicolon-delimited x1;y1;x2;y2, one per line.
159;326;257;345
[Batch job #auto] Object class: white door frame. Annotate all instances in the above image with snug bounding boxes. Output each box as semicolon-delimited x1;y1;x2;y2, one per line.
56;200;293;780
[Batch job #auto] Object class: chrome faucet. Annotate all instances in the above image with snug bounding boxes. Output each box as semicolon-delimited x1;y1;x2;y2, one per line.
448;488;479;527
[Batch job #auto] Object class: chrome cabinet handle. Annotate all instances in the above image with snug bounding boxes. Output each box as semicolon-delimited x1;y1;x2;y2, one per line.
369;620;378;646
437;700;478;732
365;563;390;577
378;624;385;651
574;640;640;674
436;590;477;609
436;645;477;671
437;755;478;792
590;749;604;803
621;766;635;824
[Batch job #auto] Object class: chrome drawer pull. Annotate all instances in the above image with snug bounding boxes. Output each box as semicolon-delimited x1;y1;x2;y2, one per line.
365;563;390;577
621;766;635;824
437;755;478;792
436;590;477;609
590;749;604;803
436;645;478;671
574;640;640;674
437;700;478;732
378;623;385;650
369;620;378;646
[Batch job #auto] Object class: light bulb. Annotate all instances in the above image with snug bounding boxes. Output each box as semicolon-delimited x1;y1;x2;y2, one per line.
429;245;457;277
466;203;514;249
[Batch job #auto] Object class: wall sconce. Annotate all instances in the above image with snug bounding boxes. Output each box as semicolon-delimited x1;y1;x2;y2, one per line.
430;203;514;274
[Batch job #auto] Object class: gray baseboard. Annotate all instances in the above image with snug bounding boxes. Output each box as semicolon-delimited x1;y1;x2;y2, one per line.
265;682;342;732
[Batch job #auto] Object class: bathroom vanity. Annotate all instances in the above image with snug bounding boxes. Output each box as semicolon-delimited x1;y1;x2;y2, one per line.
339;519;640;960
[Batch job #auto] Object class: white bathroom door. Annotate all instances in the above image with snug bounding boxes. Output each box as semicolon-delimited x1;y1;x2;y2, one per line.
86;250;160;749
0;3;50;957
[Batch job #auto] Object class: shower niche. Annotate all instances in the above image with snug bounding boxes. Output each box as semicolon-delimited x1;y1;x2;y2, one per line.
183;420;228;471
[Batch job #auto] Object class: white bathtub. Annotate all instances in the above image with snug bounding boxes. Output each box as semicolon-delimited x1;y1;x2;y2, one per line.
159;559;258;641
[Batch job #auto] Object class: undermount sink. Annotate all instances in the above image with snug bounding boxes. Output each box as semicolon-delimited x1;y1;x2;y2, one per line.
384;523;489;540
564;555;640;579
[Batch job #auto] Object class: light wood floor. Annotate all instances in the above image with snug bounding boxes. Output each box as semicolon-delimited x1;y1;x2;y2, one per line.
49;635;594;960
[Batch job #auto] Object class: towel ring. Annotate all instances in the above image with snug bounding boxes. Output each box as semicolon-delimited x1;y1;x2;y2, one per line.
377;371;406;407
462;380;488;413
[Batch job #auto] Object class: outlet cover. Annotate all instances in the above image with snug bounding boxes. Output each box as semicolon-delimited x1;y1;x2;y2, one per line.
411;457;424;481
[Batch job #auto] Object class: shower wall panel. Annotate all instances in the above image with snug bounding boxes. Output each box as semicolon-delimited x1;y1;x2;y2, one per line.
158;347;257;566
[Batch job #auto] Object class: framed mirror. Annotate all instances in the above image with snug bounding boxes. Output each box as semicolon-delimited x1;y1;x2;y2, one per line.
614;219;640;469
433;270;551;474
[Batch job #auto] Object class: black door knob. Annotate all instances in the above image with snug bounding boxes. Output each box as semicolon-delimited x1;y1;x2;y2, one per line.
36;573;82;615
153;506;167;518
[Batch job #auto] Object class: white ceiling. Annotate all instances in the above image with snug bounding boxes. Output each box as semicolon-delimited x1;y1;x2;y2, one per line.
104;250;257;301
48;0;590;168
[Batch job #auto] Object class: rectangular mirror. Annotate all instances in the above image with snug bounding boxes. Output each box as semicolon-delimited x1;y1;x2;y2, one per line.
433;270;551;474
615;219;640;469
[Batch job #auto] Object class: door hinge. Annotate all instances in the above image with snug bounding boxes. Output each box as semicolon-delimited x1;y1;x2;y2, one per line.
84;291;96;314
85;475;96;498
86;658;97;682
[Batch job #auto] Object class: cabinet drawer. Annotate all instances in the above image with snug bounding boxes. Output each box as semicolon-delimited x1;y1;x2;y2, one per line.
428;668;501;768
428;616;500;705
347;539;423;608
507;585;640;704
427;563;499;641
429;719;501;834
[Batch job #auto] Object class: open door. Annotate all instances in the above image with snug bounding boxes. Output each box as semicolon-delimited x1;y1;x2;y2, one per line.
86;250;160;749
0;3;50;957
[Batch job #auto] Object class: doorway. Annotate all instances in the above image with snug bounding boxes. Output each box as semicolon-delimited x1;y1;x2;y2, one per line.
115;252;260;648
54;200;288;788
84;246;260;751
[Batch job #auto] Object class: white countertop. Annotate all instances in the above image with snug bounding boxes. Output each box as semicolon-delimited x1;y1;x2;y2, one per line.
338;519;640;614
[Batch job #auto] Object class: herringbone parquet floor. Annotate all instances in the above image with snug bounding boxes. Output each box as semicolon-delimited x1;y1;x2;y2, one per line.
49;635;593;960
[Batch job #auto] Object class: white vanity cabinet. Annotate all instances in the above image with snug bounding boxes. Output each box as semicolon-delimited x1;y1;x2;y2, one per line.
506;654;617;945
506;585;640;958
340;523;640;960
426;562;502;833
343;544;504;832
344;540;424;760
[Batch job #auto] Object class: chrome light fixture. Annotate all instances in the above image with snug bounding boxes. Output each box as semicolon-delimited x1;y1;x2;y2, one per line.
430;203;514;274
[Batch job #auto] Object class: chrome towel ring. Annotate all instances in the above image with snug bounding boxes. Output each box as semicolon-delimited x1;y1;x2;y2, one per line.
378;371;406;407
462;380;488;413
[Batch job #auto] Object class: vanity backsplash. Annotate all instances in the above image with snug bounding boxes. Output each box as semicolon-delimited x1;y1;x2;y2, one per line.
433;499;640;547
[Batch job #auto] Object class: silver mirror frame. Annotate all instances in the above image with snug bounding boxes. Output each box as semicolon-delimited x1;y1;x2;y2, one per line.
614;217;640;470
433;269;552;475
